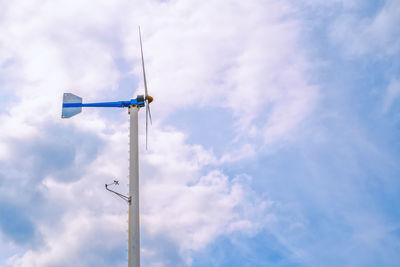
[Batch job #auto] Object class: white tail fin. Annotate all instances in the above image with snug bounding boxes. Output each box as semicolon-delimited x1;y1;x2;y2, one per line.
61;93;82;118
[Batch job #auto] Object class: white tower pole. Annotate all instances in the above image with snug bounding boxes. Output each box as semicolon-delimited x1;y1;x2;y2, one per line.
128;106;140;267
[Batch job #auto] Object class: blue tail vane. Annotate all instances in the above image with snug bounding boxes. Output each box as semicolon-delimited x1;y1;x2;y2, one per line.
62;93;82;118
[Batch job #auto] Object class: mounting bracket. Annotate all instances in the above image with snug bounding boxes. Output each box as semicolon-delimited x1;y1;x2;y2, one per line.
105;180;131;204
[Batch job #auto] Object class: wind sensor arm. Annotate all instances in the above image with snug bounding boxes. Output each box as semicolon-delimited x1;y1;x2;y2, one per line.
105;180;131;204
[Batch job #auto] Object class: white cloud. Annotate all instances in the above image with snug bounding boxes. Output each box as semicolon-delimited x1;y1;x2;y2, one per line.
301;0;363;10
6;125;270;266
0;114;39;160
7;212;126;267
142;129;271;260
219;143;256;163
0;0;317;158
0;0;318;265
329;0;400;57
130;0;317;146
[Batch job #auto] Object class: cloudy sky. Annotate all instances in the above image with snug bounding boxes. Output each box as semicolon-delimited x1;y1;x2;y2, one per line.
1;0;399;266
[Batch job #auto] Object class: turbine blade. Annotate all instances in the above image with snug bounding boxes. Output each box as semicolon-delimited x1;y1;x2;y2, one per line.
146;100;149;150
148;103;152;125
139;26;148;97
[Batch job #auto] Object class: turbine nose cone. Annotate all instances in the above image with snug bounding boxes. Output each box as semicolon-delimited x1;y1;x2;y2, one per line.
146;95;153;103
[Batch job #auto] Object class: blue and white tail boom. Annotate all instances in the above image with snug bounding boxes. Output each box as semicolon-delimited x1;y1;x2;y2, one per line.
61;93;146;119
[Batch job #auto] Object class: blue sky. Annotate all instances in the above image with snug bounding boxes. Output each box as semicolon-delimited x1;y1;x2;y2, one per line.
0;0;400;266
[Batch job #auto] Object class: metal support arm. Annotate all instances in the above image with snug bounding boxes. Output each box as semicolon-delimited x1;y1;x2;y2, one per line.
105;181;131;204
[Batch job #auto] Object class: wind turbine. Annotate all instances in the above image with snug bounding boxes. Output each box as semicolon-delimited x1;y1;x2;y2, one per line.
61;27;152;267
